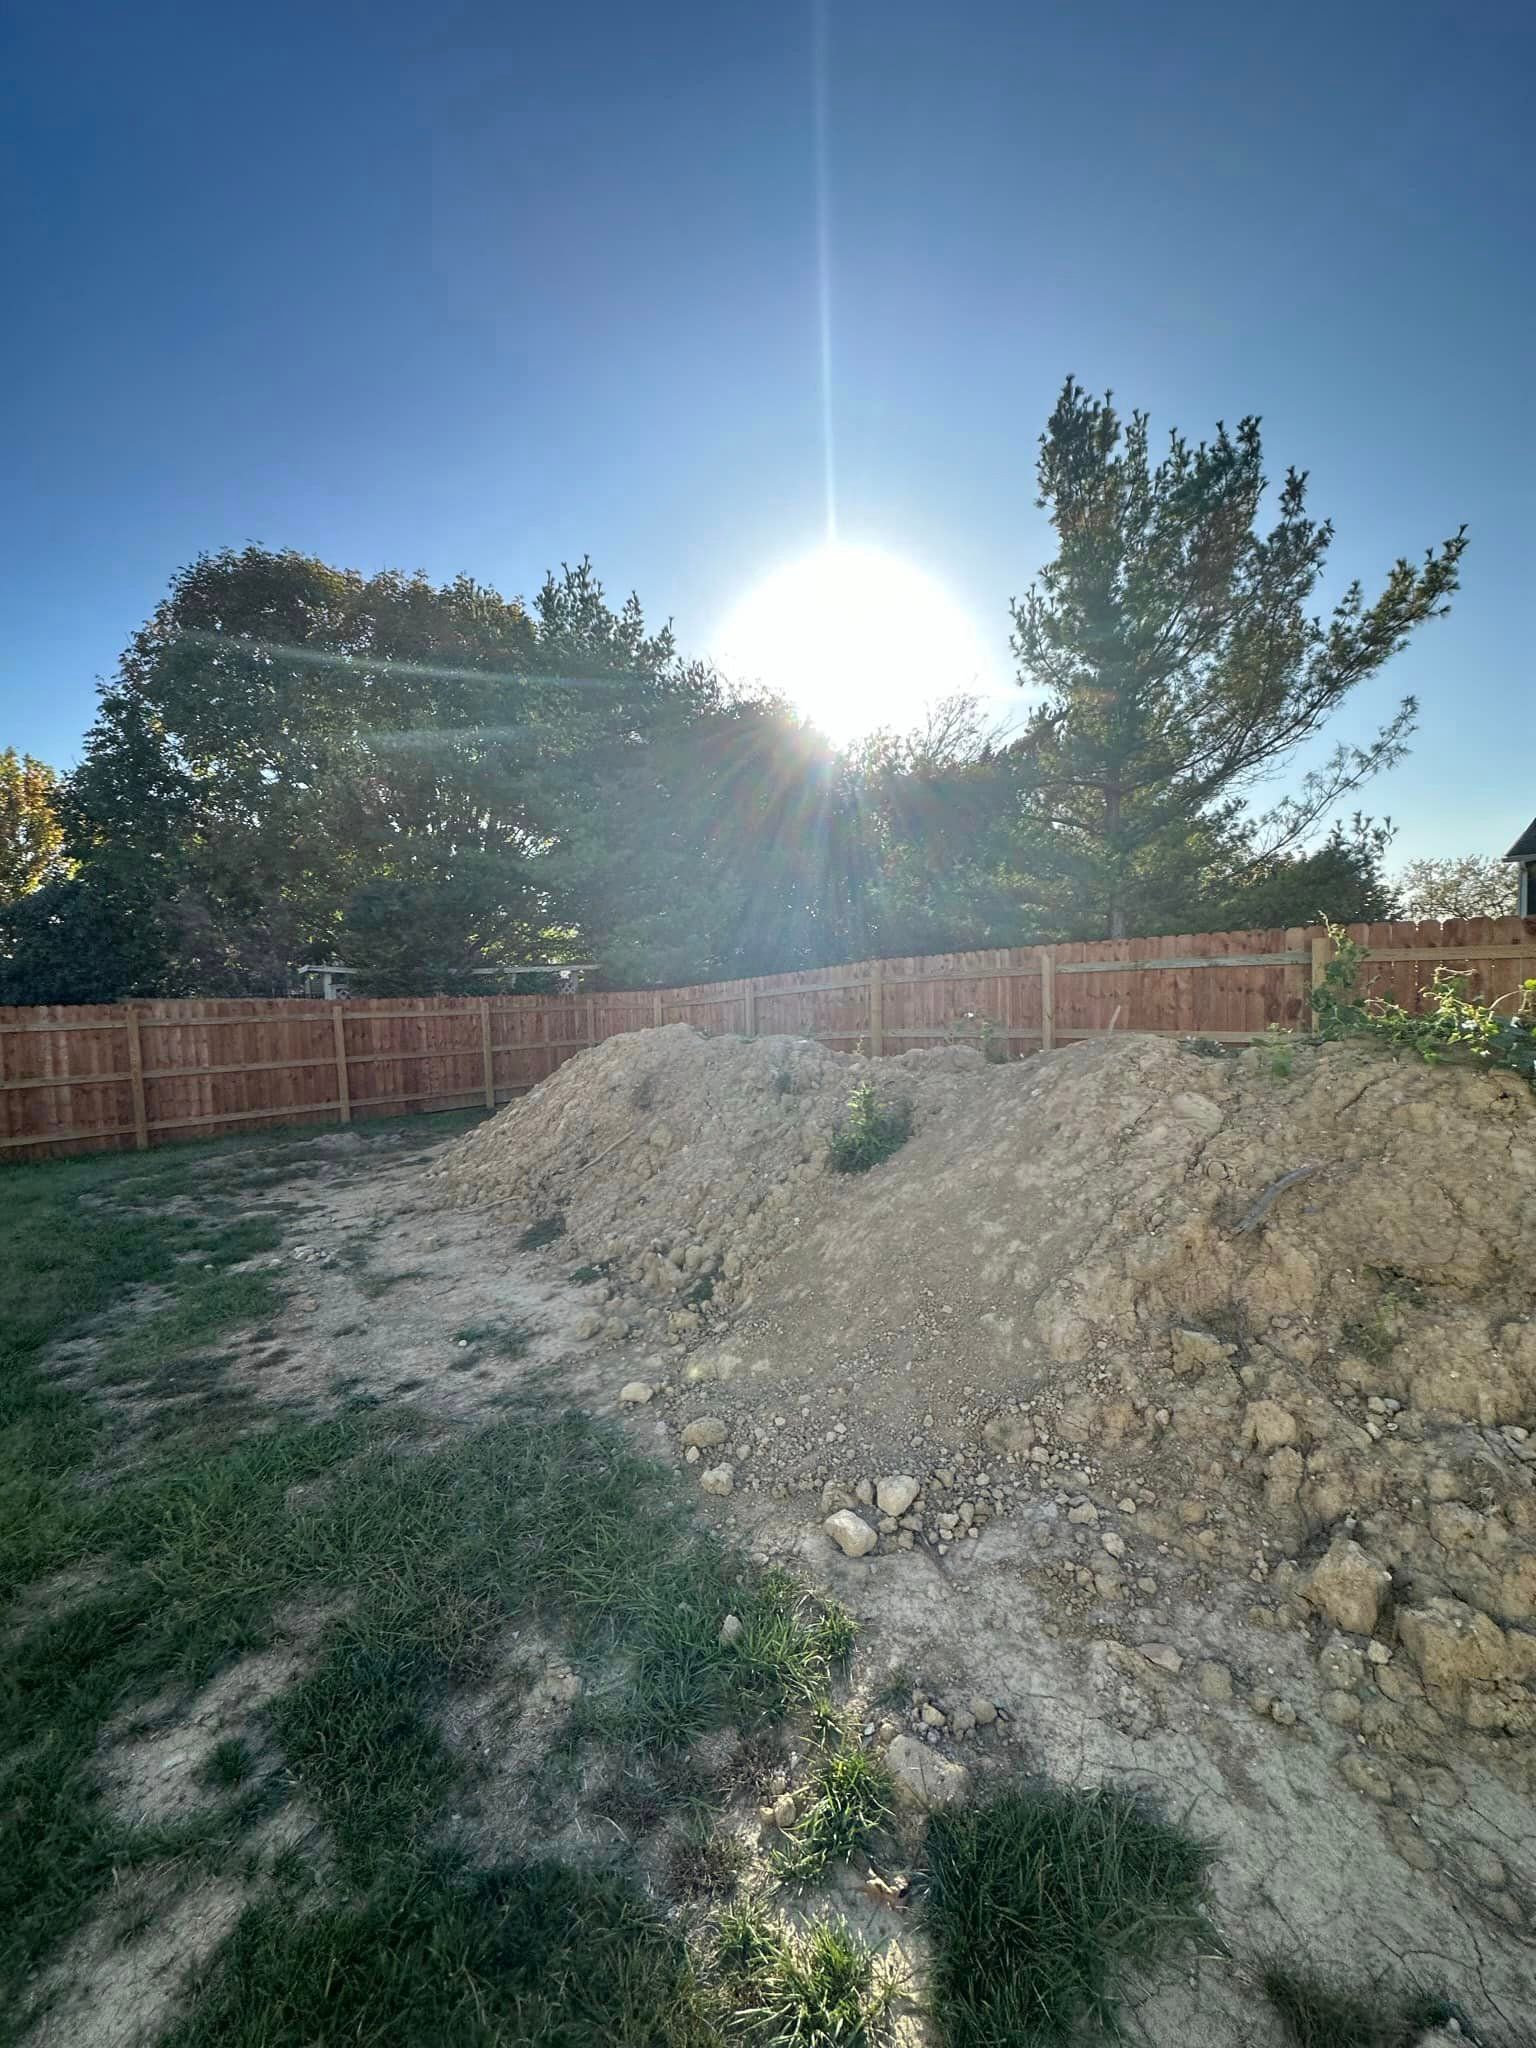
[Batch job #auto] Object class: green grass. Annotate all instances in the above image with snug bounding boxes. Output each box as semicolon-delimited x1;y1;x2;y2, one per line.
775;1737;894;1884
518;1214;567;1250
163;1860;723;2048
923;1783;1215;2048
1262;1964;1462;2048
715;1902;900;2047
827;1082;912;1175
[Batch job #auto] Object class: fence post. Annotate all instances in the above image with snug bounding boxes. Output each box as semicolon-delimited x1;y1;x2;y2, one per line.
1309;927;1333;1018
332;1005;351;1124
653;992;664;1027
867;958;884;1058
124;1007;149;1151
587;995;597;1048
479;999;495;1109
1040;947;1056;1052
743;983;756;1038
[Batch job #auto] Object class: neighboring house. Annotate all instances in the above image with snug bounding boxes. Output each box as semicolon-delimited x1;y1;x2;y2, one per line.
1507;817;1536;917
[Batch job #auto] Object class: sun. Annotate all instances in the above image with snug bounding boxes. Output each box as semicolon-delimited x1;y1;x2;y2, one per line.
713;541;997;744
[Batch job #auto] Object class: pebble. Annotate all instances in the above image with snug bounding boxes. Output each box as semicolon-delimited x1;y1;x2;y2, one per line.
970;1696;998;1725
824;1510;878;1558
1139;1643;1183;1675
618;1381;654;1404
772;1792;797;1829
681;1417;728;1449
699;1464;734;1495
921;1703;946;1728
876;1475;921;1516
719;1614;743;1645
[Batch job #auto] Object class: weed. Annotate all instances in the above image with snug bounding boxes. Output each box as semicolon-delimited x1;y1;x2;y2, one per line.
663;1818;745;1900
203;1738;255;1789
872;1666;915;1711
518;1214;567;1250
568;1262;608;1284
775;1737;893;1883
770;1065;795;1096
451;1320;533;1360
1312;921;1536;1089
1339;1311;1395;1369
923;1781;1215;2047
715;1901;900;2046
1261;1962;1463;2047
1264;1025;1296;1080
827;1082;912;1175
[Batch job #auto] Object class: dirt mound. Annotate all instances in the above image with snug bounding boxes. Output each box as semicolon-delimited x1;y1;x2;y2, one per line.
436;1025;1536;1789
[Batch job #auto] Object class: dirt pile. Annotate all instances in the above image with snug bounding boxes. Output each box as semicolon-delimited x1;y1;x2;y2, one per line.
435;1025;1536;1787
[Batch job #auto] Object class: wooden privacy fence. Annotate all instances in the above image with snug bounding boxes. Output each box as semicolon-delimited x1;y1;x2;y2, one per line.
3;916;1534;1163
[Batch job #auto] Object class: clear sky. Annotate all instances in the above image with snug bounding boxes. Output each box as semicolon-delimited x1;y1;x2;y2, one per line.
3;0;1531;861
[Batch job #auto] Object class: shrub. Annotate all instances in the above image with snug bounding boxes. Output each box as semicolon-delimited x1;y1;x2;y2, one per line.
1312;923;1535;1088
827;1082;912;1174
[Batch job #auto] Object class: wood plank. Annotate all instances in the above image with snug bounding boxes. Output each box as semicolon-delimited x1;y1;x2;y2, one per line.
868;958;884;1057
332;1007;351;1125
1040;948;1055;1052
480;1000;495;1108
124;1010;149;1151
0;1122;139;1151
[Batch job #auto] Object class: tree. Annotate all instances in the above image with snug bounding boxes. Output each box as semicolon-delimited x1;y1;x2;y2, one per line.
1212;816;1399;929
1010;378;1468;936
1394;854;1516;921
0;750;68;903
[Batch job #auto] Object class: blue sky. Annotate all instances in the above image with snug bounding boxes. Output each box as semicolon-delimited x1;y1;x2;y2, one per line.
3;0;1531;861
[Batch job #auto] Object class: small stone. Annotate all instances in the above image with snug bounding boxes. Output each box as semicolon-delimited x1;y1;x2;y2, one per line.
823;1510;878;1558
1140;1643;1183;1675
682;1417;728;1449
878;1720;900;1744
699;1464;734;1496
876;1475;921;1516
719;1614;744;1646
618;1381;654;1405
970;1696;998;1725
1195;1660;1233;1702
949;1707;976;1736
572;1311;603;1341
1101;1533;1126;1559
1304;1535;1391;1638
1067;1502;1099;1526
921;1704;946;1728
772;1792;798;1829
1269;1700;1297;1728
854;1478;874;1505
685;1445;701;1464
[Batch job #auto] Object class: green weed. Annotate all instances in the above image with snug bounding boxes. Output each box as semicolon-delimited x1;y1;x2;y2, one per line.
923;1782;1215;2048
827;1082;912;1175
1262;1963;1463;2048
775;1738;894;1884
518;1214;567;1250
715;1902;900;2047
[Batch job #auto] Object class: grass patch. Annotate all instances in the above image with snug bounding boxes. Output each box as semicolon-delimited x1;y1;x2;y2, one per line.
827;1081;912;1175
775;1737;894;1884
715;1901;900;2046
203;1737;255;1789
1262;1963;1461;2048
923;1782;1215;2048
163;1860;722;2048
568;1262;608;1285
518;1214;567;1251
663;1818;746;1901
1339;1311;1395;1369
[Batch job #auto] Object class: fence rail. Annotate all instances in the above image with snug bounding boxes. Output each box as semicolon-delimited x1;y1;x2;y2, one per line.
3;916;1533;1163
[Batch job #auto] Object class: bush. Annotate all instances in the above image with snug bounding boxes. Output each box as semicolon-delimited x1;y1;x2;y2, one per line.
827;1082;912;1174
1312;923;1536;1088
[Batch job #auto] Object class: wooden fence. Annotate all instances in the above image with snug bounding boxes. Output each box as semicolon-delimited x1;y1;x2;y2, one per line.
3;916;1533;1163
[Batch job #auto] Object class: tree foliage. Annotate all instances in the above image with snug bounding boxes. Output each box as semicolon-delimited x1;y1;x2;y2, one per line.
0;751;68;904
1011;378;1467;935
1394;854;1516;921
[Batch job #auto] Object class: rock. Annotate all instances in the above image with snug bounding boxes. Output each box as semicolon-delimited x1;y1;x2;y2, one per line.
618;1381;654;1404
1318;1636;1365;1690
820;1481;856;1515
699;1464;734;1496
949;1707;976;1736
681;1417;728;1449
1463;1842;1506;1888
1140;1643;1183;1675
876;1475;921;1517
771;1792;797;1829
920;1704;946;1728
1195;1659;1233;1702
1304;1536;1390;1637
1170;1327;1229;1374
1339;1756;1394;1802
824;1510;878;1558
1269;1700;1297;1728
572;1311;604;1341
969;1696;998;1725
854;1478;874;1506
1100;1532;1126;1559
719;1613;744;1646
1398;1598;1508;1690
1067;1503;1099;1526
1321;1689;1362;1728
885;1735;971;1811
1243;1399;1298;1451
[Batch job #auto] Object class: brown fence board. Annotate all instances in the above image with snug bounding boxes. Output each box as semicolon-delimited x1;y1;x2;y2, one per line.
2;915;1532;1162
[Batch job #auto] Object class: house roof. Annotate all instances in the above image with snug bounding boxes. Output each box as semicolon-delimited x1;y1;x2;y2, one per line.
1505;815;1536;860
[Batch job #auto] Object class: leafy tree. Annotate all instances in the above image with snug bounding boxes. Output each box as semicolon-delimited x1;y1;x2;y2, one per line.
1394;854;1516;921
1209;816;1399;929
0;750;68;904
1010;377;1468;936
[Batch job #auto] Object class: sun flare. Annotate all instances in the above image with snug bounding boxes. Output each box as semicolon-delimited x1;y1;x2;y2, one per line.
714;541;996;745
